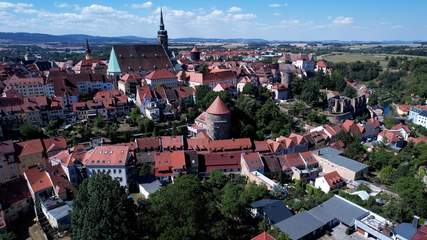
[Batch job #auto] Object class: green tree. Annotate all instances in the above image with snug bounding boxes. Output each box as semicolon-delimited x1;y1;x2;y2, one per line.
93;115;106;129
342;86;357;98
72;174;136;240
0;232;16;240
145;175;216;240
19;122;43;140
378;166;397;185
388;57;398;68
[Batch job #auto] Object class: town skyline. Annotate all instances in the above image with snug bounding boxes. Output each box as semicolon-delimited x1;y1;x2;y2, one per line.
1;0;427;41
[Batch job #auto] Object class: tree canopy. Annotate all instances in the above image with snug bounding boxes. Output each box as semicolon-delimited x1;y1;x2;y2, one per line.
72;174;136;240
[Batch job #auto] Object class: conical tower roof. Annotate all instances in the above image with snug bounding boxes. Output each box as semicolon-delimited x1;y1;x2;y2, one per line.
107;47;121;74
206;96;230;115
191;45;200;53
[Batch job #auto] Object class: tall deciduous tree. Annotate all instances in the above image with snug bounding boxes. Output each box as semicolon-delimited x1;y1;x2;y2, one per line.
72;174;136;240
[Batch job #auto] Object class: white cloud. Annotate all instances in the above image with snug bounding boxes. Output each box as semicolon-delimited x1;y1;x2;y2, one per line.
273;12;281;16
55;2;81;11
391;24;403;29
228;6;241;13
269;3;288;8
232;13;256;21
333;16;353;25
132;1;153;9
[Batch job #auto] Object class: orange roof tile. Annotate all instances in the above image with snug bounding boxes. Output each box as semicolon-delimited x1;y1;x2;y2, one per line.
322;171;343;187
83;145;129;166
145;69;177;80
16;139;44;157
24;167;54;193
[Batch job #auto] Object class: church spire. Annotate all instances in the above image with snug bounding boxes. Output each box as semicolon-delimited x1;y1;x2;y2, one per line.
157;8;168;52
160;8;165;30
85;39;92;60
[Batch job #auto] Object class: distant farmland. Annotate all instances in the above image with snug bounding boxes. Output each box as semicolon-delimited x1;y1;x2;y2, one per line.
319;52;427;68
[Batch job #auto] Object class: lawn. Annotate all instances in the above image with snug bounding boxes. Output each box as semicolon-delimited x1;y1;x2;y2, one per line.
319;52;427;68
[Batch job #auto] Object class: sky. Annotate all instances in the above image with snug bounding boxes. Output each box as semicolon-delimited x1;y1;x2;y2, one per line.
0;0;426;41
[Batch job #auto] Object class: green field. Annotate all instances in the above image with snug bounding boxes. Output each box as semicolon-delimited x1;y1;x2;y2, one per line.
319;52;427;68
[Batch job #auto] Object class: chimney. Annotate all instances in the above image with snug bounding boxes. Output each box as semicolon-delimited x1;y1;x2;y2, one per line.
412;216;419;229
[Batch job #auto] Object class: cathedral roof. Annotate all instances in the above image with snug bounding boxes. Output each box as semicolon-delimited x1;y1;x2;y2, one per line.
206;96;230;115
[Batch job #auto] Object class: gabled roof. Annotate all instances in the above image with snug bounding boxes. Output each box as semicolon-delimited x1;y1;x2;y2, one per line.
251;232;276;240
206;96;230;115
136;137;161;150
308;195;369;227
110;44;172;72
275;211;324;240
242;152;264;171
251;199;293;224
161;135;184;149
145;69;177;80
154;151;186;176
315;147;368;173
83;145;129;166
24;167;54;193
16;139;44;157
391;123;411;133
322;171;343;187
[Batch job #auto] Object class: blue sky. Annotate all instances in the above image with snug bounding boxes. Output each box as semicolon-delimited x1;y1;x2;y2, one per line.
0;0;426;41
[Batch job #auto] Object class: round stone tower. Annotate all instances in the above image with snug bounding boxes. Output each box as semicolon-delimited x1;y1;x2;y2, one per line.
206;96;231;140
190;46;201;62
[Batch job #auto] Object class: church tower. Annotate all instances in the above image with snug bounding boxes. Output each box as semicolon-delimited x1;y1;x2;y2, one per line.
85;39;92;60
157;8;169;52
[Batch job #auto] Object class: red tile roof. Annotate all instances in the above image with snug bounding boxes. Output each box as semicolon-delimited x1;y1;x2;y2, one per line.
413;225;427;240
83;145;129;166
322;171;343;187
261;154;282;172
145;69;177;80
280;153;305;171
43;137;67;154
206;96;230;115
46;164;74;196
136;137;161;151
254;140;271;152
391;123;411;133
161;135;184;150
24;167;54;193
16;139;44;158
154;151;186;176
187;138;252;152
251;232;276;240
342;120;354;133
203;151;241;173
242;152;264;171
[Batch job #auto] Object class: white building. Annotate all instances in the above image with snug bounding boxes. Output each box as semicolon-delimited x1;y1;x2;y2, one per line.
139;180;162;199
145;69;178;88
314;171;344;193
40;197;72;232
408;106;427;129
4;75;52;97
83;145;131;187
